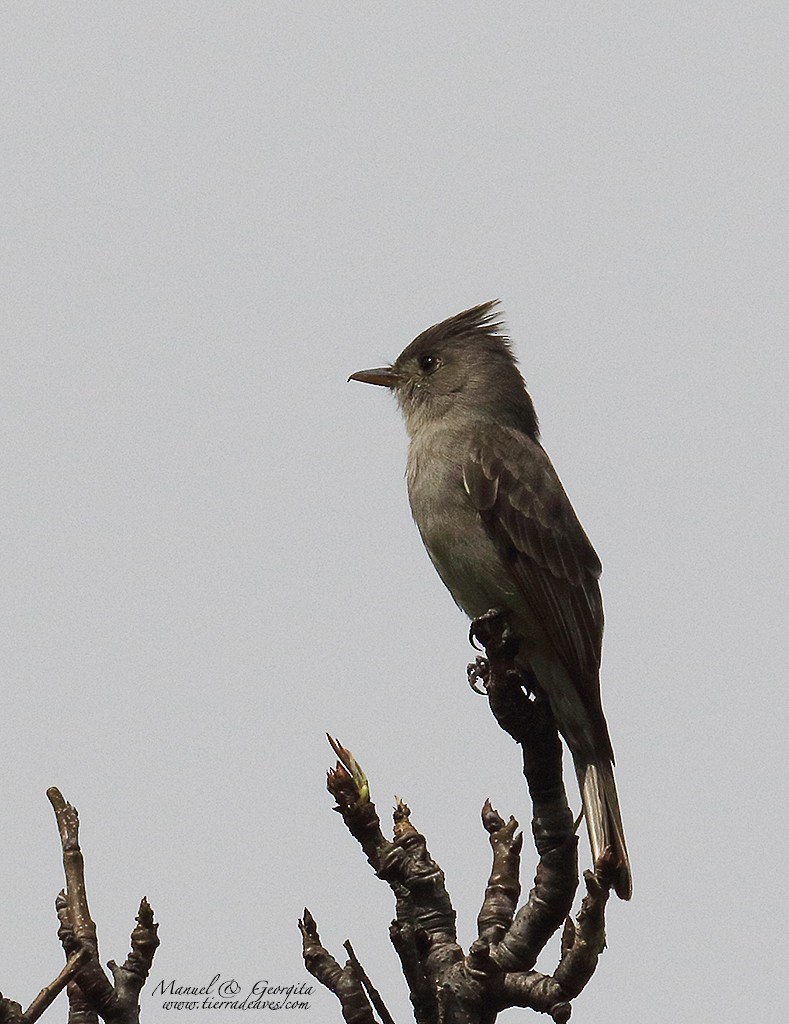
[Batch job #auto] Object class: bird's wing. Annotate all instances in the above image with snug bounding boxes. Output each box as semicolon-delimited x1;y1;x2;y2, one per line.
462;426;604;686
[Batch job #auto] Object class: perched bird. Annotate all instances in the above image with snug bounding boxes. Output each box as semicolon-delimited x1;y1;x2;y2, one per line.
349;301;632;900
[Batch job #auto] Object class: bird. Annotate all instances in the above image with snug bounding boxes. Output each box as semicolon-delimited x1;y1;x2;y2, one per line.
349;300;632;900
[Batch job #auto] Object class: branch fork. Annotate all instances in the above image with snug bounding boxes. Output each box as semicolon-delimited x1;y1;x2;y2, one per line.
303;612;619;1023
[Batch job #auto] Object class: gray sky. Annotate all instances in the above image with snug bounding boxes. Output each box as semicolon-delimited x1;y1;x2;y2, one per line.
2;4;787;1021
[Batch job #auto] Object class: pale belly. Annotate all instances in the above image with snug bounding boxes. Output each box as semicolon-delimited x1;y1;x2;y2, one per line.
407;446;536;634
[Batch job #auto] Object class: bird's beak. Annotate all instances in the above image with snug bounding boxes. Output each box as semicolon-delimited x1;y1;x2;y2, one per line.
348;366;399;388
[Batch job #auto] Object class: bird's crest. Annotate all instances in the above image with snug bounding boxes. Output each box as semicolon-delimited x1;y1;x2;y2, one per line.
414;300;513;358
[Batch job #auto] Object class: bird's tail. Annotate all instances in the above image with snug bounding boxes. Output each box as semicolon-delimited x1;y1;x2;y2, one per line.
575;758;632;900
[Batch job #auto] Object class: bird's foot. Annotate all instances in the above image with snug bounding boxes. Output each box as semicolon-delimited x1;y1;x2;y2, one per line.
469;608;505;650
467;656;490;695
469;608;519;661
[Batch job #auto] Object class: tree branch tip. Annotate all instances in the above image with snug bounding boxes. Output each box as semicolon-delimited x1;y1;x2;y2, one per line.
482;803;522;843
590;846;620;895
583;867;603;898
326;735;353;766
481;798;504;832
298;911;323;954
550;1001;572;1024
137;896;155;921
586;856;617;898
46;787;66;811
392;799;418;838
393;797;411;818
326;739;369;802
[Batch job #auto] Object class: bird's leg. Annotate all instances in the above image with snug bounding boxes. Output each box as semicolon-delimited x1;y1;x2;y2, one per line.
468;609;524;696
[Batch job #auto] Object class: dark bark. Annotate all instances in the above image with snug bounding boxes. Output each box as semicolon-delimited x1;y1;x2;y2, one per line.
302;611;619;1022
0;790;158;1024
48;788;159;1024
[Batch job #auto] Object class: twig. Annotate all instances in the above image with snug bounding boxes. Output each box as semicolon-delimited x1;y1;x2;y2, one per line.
22;949;91;1023
342;940;395;1024
299;910;376;1024
49;788;159;1024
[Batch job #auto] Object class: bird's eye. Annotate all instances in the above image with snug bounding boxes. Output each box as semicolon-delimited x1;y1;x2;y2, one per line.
418;354;439;374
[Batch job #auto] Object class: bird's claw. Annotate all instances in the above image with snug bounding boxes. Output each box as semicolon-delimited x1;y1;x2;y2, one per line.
469;608;519;661
469;608;507;650
467;656;489;694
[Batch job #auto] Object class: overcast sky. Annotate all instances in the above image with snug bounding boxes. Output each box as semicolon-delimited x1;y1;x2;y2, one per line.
2;4;787;1022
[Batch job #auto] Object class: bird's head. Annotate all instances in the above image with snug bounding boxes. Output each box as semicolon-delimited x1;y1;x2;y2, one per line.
349;301;539;439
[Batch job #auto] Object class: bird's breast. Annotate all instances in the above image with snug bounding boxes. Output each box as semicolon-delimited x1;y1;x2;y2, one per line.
406;438;517;619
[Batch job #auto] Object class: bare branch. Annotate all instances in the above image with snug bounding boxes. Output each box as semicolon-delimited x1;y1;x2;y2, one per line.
305;610;619;1021
477;802;522;946
342;941;395;1024
23;950;91;1023
299;910;376;1024
47;789;96;944
49;788;159;1024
